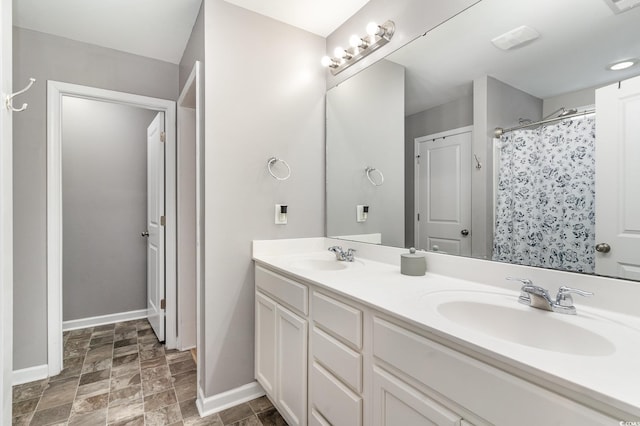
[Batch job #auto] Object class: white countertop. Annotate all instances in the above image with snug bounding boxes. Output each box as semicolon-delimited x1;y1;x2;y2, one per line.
253;238;640;418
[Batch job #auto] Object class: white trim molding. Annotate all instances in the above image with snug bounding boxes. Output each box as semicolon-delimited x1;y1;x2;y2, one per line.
12;365;48;387
47;81;177;376
196;382;265;418
62;309;148;332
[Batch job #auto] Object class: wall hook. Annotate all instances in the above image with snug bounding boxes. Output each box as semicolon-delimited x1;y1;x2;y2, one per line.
474;154;482;169
6;78;36;112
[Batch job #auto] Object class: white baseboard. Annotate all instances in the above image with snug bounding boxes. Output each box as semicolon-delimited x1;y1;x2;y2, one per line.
13;364;48;386
196;381;265;417
62;309;147;331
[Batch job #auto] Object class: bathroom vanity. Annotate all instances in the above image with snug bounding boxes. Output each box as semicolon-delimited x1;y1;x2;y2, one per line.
253;238;640;426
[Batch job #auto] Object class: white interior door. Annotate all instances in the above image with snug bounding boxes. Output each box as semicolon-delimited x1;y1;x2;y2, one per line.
595;75;640;279
416;129;472;255
147;112;165;341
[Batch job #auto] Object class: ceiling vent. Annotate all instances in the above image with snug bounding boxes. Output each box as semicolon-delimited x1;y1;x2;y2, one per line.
602;0;640;13
491;26;540;51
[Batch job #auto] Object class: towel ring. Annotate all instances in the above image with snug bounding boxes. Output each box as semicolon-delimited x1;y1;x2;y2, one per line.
267;157;291;181
365;167;384;186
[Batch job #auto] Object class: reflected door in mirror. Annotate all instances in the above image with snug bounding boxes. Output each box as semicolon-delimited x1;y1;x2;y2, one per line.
595;76;640;280
416;128;472;255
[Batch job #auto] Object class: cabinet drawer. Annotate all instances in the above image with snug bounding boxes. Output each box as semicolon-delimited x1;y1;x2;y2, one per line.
311;362;362;426
309;409;330;426
373;317;615;426
312;327;362;392
255;266;308;315
312;291;362;349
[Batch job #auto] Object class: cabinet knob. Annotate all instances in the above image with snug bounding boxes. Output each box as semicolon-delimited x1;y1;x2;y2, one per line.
460;229;470;237
595;243;610;253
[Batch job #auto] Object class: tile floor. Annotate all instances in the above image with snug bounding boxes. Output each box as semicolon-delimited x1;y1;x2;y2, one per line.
12;319;287;426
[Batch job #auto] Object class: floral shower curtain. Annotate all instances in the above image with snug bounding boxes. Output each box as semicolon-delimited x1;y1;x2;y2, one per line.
492;115;596;273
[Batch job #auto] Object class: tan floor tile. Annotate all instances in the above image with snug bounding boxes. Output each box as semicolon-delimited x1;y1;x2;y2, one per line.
111;372;142;392
171;370;196;387
142;376;173;396
169;359;196;376
178;398;199;420
109;385;143;408
68;407;108;426
145;403;182;426
11;413;32;425
229;415;261;426
72;392;109;414
30;402;73;426
248;395;273;413
114;344;139;358
11;396;39;417
38;376;79;410
144;388;178;412
12;378;48;403
219;403;253;425
112;360;141;378
141;355;167;370
183;414;223;426
174;380;197;402
79;368;111;386
107;401;144;424
76;378;111;399
109;414;145;425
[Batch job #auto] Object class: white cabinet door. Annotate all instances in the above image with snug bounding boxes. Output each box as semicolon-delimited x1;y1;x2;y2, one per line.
276;305;308;426
255;292;277;395
372;366;461;426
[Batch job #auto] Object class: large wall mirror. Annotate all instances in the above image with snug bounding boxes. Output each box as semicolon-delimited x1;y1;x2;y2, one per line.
326;0;640;281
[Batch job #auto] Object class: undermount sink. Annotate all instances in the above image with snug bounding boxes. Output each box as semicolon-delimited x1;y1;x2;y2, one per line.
428;291;616;356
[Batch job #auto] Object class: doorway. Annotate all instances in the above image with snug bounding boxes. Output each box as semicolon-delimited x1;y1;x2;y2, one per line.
46;81;177;376
415;126;473;255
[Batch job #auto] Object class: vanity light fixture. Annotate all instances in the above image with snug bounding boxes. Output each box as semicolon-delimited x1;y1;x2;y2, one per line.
607;59;638;71
321;20;395;75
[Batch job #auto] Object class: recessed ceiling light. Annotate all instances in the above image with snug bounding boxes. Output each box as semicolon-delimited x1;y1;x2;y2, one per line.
607;59;639;71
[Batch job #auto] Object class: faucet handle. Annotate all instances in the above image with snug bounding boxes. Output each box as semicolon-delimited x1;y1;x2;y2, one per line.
555;286;593;307
328;246;342;252
506;277;534;286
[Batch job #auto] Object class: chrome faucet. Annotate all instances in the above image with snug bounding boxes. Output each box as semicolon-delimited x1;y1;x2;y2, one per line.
506;277;593;315
328;246;356;262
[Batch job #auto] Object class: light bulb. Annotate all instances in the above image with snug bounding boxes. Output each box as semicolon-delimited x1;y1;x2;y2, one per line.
320;56;333;67
350;34;362;48
334;46;346;58
366;22;380;37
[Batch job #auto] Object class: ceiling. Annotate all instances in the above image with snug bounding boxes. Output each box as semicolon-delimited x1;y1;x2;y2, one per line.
223;0;370;37
12;0;369;64
386;0;640;115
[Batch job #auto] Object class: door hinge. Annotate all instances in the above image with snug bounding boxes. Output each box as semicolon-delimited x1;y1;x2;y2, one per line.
160;299;166;310
417;213;420;221
160;215;166;226
160;131;166;142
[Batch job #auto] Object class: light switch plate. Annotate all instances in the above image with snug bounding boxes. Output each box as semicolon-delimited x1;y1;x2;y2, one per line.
275;204;287;225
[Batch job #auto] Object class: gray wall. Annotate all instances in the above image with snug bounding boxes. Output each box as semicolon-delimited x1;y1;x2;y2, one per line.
62;97;156;321
472;76;542;260
13;27;178;369
179;2;204;93
201;0;326;397
327;59;405;247
404;95;473;247
543;84;598;116
325;0;480;88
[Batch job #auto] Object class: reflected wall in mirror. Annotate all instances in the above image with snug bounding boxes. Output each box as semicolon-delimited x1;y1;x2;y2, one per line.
326;0;640;281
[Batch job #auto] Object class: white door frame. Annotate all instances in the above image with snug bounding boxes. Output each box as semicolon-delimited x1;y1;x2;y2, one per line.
176;61;201;352
46;81;177;376
414;125;473;248
0;0;13;421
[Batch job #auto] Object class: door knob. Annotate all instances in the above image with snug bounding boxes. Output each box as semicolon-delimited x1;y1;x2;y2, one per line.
460;229;470;237
141;231;149;237
595;243;611;253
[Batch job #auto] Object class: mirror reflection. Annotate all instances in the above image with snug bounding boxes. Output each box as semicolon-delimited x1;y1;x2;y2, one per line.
326;0;640;280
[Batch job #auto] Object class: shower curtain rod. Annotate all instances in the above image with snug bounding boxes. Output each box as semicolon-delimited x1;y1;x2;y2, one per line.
494;108;596;138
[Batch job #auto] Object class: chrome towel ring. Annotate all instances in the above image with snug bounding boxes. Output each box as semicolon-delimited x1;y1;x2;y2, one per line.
267;157;291;181
365;166;384;186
